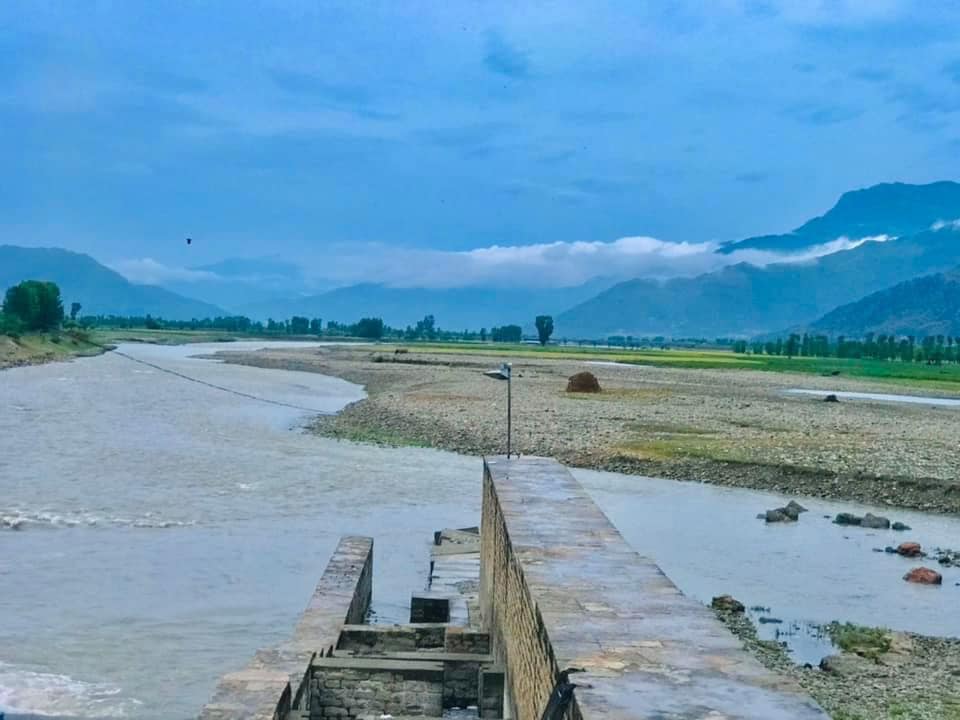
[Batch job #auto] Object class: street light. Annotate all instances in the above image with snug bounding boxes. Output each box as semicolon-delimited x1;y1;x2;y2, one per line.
483;362;512;457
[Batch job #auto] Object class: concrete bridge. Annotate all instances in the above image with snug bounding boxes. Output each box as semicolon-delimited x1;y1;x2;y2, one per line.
200;457;829;720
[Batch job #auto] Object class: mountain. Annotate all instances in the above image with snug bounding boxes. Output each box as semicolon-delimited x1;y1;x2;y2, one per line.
241;278;614;330
558;225;960;338
0;245;228;320
805;269;960;338
558;182;960;338
720;181;960;254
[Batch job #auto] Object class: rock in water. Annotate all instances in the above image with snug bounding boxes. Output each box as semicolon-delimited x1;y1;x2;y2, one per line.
891;521;911;531
785;500;807;515
897;542;923;557
903;567;942;585
711;595;745;613
861;513;891;529
834;512;862;526
764;509;792;523
566;371;601;393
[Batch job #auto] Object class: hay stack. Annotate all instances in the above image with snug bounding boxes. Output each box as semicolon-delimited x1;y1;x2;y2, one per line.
566;371;601;393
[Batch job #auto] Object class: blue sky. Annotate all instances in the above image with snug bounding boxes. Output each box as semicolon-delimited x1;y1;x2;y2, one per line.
3;1;960;291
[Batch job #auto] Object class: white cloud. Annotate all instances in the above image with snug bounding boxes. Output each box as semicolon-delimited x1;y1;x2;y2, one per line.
932;219;960;231
112;234;894;293
311;233;894;289
109;258;221;286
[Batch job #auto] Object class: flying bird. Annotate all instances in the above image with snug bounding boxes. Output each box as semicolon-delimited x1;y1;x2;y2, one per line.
186;237;192;245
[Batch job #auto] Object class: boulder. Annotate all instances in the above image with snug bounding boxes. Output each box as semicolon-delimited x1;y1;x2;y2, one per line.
903;567;942;585
834;512;862;526
764;509;793;523
891;521;911;532
566;371;601;393
861;513;891;529
896;542;923;558
819;653;876;677
711;595;745;613
762;500;807;522
823;394;840;403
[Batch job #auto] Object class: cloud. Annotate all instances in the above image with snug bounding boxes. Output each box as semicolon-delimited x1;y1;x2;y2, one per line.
932;219;960;231
110;258;221;286
483;31;529;78
310;233;894;290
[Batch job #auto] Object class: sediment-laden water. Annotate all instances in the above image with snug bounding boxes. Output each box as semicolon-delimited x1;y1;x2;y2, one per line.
1;343;957;718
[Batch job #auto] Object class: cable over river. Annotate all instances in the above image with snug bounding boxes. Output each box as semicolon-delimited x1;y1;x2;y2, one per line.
1;342;958;719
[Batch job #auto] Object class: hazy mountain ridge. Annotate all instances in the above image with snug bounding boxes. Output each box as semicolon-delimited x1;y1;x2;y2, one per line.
0;245;228;320
240;278;616;330
557;182;960;337
805;269;960;338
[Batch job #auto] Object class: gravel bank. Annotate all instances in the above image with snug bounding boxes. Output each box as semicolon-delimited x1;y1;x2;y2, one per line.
215;344;960;513
713;607;960;720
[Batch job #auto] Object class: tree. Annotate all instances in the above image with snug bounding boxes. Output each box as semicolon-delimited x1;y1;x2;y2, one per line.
535;315;554;345
491;324;522;342
309;318;323;335
480;327;487;342
2;280;64;331
355;317;385;339
290;316;309;334
415;314;437;340
70;302;82;321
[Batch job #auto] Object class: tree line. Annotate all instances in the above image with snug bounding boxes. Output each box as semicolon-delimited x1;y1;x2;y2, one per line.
1;280;566;345
733;332;960;364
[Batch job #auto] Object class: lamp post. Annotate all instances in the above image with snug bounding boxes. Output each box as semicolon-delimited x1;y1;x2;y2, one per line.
483;362;512;457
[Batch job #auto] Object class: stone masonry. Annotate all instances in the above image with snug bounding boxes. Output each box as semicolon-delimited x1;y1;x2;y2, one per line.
480;456;831;720
198;536;373;720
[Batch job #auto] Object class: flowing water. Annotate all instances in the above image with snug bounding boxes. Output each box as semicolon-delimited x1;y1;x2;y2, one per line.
1;343;957;719
786;388;960;407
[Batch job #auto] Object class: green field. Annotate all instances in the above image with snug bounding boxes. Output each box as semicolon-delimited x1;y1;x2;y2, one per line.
371;341;960;391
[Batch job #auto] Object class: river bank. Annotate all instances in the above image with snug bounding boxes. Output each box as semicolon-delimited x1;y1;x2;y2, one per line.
214;343;960;513
0;332;106;370
712;605;960;720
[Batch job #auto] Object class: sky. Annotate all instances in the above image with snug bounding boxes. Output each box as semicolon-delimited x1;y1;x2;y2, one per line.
3;1;960;292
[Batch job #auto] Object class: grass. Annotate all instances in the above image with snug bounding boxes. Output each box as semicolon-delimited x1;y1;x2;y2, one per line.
827;622;893;661
0;330;104;369
372;341;960;391
91;328;240;345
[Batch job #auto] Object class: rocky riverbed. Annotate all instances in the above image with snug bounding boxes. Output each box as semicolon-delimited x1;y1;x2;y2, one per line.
712;602;960;720
214;344;960;513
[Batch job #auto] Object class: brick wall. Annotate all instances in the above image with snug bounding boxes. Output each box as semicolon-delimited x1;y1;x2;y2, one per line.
308;660;443;719
480;465;571;720
198;536;374;720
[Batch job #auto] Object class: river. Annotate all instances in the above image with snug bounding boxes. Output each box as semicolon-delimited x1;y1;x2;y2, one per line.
1;342;957;719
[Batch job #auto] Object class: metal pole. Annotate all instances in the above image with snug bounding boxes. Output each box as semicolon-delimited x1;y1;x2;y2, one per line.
507;371;512;458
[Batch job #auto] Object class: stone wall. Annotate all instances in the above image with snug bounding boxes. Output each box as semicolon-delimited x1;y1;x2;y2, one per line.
480;456;831;720
480;464;566;720
198;536;374;720
308;658;443;719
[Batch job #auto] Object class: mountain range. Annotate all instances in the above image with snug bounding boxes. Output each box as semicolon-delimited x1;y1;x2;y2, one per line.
0;245;227;320
804;268;960;338
556;182;960;338
4;181;960;337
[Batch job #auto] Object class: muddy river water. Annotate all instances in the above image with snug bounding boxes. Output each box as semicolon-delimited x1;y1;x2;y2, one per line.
1;342;957;719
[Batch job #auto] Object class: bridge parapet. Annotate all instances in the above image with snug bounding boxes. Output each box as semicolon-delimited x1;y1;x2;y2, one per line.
480;456;830;720
198;535;373;720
